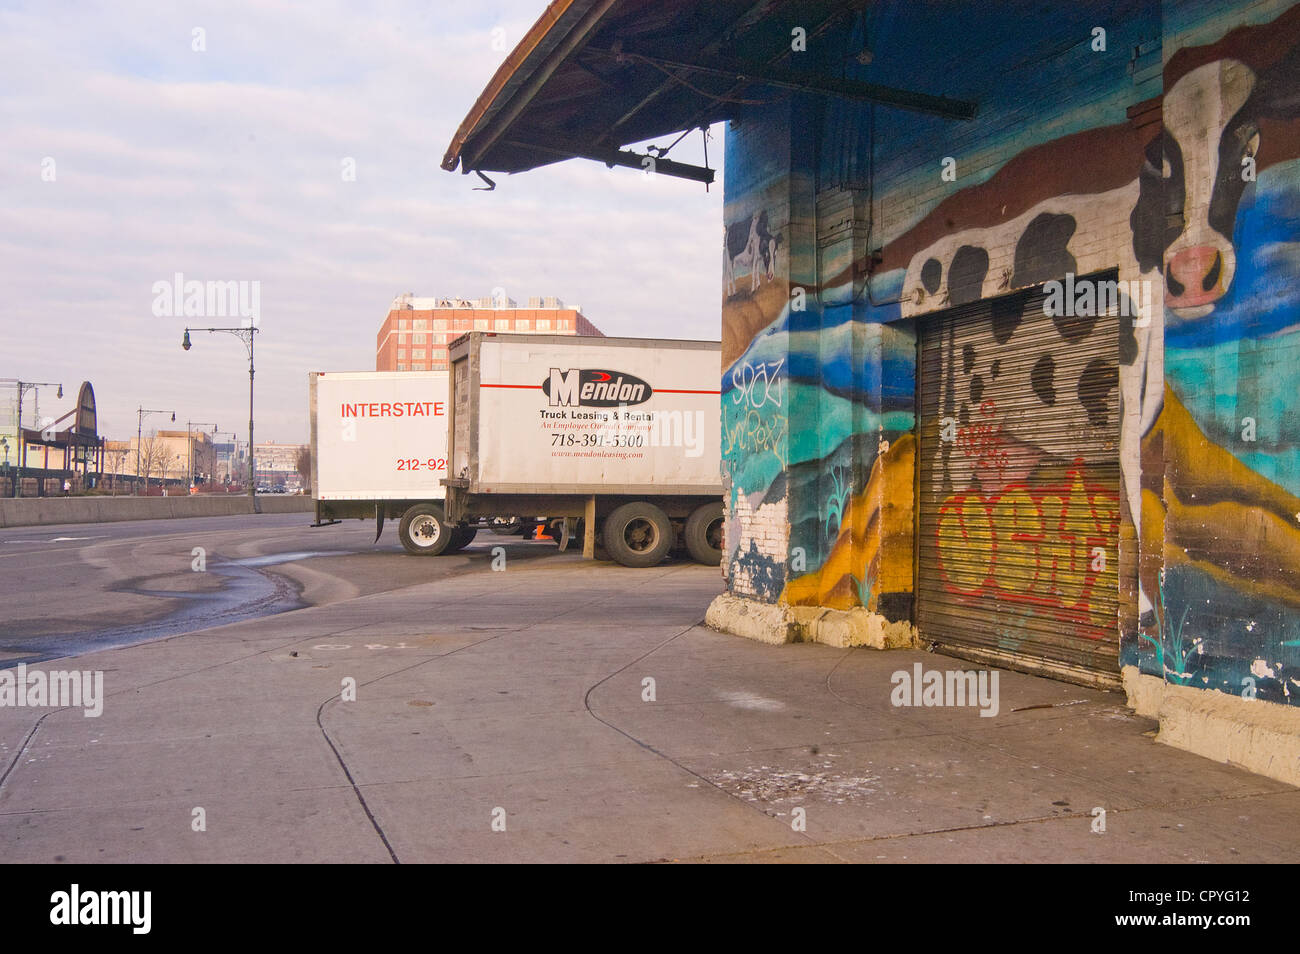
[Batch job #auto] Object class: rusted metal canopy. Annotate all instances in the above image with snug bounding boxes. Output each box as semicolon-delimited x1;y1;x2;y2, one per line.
443;0;976;183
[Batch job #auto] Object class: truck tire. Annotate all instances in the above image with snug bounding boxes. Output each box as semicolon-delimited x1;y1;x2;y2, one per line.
603;502;673;568
489;516;525;535
398;504;452;556
444;526;478;553
684;502;724;566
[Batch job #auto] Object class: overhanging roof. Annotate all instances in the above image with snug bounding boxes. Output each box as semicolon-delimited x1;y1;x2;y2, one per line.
443;0;976;184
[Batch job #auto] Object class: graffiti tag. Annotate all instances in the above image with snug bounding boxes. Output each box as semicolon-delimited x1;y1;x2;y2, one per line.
731;359;785;409
956;400;1010;480
935;459;1119;629
723;407;788;464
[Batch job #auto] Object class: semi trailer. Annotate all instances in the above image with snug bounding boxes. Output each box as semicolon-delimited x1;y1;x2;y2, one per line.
441;333;723;568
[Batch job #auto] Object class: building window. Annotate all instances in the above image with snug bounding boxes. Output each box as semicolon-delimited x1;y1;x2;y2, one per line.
400;319;410;330
413;334;426;344
414;319;428;330
412;350;426;360
536;318;551;331
433;319;447;330
475;319;489;330
397;363;407;371
558;320;571;330
515;320;530;330
495;318;510;330
397;349;407;359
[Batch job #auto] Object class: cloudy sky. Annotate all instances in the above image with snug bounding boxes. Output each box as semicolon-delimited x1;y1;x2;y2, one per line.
0;0;725;444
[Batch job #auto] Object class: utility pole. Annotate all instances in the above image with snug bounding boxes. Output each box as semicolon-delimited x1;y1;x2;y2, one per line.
183;326;258;499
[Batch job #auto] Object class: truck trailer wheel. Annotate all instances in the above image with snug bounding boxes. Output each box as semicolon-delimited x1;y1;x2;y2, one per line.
684;502;724;566
398;504;452;556
603;502;673;568
488;516;525;535
444;526;478;553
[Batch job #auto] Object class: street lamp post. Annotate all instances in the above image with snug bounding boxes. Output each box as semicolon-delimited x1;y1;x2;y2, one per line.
185;421;220;489
183;326;258;499
1;379;62;498
136;406;175;496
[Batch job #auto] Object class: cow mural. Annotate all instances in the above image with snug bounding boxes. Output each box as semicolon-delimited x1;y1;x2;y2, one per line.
724;209;783;297
720;2;1300;702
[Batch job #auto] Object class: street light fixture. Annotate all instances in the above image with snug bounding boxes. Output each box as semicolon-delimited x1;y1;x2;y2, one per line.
136;406;175;496
182;325;258;499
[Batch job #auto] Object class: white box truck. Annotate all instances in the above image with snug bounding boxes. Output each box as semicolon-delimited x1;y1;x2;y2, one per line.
308;370;479;554
441;333;723;568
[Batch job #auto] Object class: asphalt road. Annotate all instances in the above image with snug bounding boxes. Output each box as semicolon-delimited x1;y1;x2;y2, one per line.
0;513;558;666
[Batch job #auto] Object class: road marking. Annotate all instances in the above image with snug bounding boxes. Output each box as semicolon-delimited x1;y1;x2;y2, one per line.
2;536;102;543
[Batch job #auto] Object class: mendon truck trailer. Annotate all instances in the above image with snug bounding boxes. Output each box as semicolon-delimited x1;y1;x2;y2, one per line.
442;333;724;568
308;370;480;555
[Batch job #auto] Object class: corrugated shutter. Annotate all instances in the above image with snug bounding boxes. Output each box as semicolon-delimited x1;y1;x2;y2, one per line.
916;277;1122;686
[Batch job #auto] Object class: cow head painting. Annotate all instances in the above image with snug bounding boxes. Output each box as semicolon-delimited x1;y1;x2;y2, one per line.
1134;50;1300;318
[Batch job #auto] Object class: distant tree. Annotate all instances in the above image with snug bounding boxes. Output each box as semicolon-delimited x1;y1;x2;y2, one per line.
104;444;130;494
139;436;167;493
160;452;184;494
296;445;311;493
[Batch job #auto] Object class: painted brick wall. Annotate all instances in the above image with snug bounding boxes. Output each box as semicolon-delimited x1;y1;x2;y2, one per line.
721;0;1300;706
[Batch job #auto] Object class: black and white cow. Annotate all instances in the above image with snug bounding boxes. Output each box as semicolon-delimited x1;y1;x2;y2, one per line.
1135;52;1300;315
724;209;783;296
902;53;1300;617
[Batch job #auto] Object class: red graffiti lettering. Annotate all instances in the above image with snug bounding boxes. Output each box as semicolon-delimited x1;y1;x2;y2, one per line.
934;459;1120;629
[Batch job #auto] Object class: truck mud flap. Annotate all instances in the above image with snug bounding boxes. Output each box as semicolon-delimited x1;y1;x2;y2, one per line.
374;503;385;542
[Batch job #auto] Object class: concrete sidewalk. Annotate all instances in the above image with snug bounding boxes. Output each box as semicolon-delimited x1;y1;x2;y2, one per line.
1;554;1296;863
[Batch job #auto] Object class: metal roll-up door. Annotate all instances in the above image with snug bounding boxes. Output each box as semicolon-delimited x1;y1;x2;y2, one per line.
916;276;1122;686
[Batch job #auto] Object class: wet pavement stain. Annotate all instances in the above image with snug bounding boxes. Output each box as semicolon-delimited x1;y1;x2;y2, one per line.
0;558;304;668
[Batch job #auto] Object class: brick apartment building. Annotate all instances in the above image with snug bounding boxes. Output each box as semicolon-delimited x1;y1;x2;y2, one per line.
375;293;603;371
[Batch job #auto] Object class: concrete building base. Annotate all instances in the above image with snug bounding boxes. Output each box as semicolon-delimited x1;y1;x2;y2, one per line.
706;594;916;649
1123;666;1300;788
704;594;799;644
